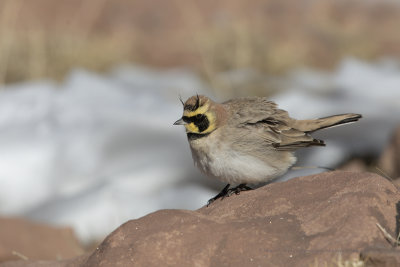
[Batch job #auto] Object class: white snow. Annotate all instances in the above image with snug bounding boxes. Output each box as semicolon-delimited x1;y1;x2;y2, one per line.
0;66;215;243
0;58;399;243
273;58;400;180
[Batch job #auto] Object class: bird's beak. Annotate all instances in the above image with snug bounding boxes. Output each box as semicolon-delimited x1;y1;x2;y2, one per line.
173;118;186;125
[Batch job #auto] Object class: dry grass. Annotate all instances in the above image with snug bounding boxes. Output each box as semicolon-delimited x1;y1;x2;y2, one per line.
0;0;135;84
376;223;400;247
1;0;400;96
311;253;365;267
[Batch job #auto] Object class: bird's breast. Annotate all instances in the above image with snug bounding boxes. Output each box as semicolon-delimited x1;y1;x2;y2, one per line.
188;134;292;184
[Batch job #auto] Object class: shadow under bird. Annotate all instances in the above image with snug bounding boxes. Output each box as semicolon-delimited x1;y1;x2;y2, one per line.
174;95;362;206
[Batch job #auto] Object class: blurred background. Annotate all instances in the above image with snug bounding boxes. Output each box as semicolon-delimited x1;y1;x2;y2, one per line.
1;0;400;250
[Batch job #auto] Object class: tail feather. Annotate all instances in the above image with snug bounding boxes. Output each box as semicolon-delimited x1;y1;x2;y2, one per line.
294;113;362;133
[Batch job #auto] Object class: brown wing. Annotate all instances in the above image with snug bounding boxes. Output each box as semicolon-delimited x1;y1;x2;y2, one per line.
250;117;325;151
224;97;325;151
223;97;279;124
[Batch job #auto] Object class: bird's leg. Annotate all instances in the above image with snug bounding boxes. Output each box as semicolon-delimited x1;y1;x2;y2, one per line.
207;184;230;206
228;183;253;195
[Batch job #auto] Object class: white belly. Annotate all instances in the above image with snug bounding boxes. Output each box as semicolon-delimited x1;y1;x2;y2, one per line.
190;140;295;185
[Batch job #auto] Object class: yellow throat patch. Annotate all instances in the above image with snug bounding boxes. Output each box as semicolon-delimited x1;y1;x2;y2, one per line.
183;102;216;134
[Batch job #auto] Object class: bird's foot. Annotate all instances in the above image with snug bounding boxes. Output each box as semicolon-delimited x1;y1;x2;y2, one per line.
207;184;230;206
206;184;253;206
228;183;253;196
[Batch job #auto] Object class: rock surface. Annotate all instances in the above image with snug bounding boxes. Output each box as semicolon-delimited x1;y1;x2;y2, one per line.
2;171;400;266
379;126;400;180
0;218;84;263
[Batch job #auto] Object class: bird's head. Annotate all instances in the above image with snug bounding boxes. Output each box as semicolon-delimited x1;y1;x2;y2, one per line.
174;95;218;135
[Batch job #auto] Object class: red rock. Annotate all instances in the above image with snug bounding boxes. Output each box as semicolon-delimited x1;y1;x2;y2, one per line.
0;218;84;263
360;247;400;266
378;126;400;179
339;158;367;172
2;171;400;266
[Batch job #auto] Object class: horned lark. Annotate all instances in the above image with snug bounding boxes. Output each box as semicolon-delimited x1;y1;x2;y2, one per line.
174;95;361;205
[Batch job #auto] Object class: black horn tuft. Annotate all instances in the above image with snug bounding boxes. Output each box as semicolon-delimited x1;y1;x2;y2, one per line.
179;95;185;106
194;94;200;110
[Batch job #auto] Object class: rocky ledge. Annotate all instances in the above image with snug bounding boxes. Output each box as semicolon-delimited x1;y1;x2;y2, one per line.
2;171;400;266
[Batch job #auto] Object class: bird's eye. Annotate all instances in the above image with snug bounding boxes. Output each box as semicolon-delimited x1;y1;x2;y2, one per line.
196;114;203;119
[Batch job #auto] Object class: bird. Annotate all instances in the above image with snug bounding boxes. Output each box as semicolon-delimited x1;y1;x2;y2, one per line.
174;95;362;206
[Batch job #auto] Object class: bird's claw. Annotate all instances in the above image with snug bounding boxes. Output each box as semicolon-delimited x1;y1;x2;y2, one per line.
206;184;253;206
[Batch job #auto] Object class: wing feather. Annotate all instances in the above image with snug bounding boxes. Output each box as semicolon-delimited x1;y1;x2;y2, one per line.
224;97;325;151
